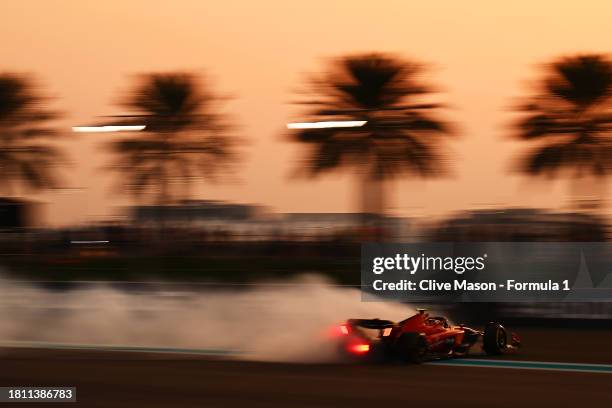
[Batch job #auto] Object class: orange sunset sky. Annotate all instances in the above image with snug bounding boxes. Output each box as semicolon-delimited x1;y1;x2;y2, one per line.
1;0;611;226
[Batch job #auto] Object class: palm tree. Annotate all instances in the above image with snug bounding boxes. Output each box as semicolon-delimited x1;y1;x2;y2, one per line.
514;54;612;209
0;74;62;195
290;53;452;217
107;73;236;208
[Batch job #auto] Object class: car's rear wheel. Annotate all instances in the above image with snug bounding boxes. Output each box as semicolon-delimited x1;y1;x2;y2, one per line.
483;322;507;355
396;333;428;364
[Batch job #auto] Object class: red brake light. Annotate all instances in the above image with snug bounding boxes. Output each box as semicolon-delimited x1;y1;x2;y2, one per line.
348;343;370;354
339;324;349;335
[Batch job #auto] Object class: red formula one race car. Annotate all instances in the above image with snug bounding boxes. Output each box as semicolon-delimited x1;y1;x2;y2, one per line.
337;309;520;363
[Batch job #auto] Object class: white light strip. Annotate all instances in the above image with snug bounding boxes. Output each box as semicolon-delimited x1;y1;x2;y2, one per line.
72;125;146;133
286;120;367;129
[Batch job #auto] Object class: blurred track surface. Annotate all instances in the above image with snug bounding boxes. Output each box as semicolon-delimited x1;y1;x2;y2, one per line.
1;328;611;407
0;348;609;408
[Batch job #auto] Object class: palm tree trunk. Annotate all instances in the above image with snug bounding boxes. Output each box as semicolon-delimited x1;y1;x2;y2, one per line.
157;133;172;231
358;164;386;240
569;176;606;213
359;173;384;215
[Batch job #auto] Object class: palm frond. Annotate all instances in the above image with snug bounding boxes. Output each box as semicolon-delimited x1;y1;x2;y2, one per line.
515;54;612;178
108;72;237;203
290;53;451;180
0;74;62;192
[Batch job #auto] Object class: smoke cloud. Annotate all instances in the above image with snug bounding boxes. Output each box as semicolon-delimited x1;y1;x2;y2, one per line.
0;274;414;362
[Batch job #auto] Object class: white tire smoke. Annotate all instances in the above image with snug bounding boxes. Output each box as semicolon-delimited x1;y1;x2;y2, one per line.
0;274;414;362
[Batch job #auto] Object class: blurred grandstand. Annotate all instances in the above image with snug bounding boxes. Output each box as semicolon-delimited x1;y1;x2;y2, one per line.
429;208;607;242
0;202;609;321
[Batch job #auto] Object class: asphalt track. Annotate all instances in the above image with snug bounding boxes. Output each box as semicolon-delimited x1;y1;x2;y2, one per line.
1;328;611;407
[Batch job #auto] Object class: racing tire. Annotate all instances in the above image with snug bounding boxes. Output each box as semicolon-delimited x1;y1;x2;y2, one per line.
483;322;507;355
396;333;428;364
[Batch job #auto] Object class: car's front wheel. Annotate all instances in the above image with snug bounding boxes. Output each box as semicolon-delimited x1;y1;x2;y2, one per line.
483;322;507;355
